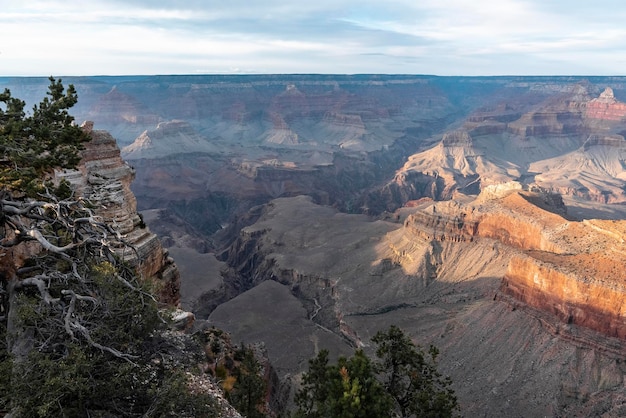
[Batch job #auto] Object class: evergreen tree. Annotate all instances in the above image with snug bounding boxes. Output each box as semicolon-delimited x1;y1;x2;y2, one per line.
228;345;268;417
372;325;459;418
294;326;459;418
0;77;86;195
294;349;393;418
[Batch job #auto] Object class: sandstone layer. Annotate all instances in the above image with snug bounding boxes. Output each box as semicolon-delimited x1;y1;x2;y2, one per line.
55;123;180;305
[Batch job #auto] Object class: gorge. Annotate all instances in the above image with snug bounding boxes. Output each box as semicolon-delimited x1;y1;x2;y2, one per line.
3;74;626;416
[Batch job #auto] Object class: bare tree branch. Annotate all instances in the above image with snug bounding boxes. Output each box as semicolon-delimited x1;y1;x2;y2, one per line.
16;276;60;305
1;192;152;363
61;289;97;340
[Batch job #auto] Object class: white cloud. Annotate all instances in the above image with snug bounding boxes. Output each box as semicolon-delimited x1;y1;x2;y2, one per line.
1;0;626;75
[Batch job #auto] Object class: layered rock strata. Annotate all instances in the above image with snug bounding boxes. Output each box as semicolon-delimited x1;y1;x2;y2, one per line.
210;188;626;415
55;122;180;305
585;87;626;121
406;186;626;343
384;85;626;208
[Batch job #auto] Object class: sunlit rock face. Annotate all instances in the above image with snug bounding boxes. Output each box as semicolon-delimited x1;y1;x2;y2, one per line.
383;84;626;209
55;122;180;306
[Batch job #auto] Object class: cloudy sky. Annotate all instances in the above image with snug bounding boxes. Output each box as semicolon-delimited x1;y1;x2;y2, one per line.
1;0;626;76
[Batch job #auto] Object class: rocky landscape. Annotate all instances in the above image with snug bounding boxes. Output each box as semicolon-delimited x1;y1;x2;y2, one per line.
3;74;626;415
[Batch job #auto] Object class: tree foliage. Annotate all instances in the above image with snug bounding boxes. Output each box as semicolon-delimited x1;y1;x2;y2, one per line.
0;77;87;195
0;79;219;417
294;326;459;418
228;345;268;418
373;325;459;418
294;349;393;418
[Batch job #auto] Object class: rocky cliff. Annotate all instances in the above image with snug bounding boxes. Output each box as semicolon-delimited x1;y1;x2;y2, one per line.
7;75;626;415
383;84;626;208
585;87;626;121
207;184;626;415
55;122;180;305
406;185;626;343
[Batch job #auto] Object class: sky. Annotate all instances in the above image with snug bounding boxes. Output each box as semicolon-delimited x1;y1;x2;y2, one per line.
1;0;626;76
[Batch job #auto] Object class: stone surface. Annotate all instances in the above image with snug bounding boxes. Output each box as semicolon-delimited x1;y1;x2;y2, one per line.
55;124;180;305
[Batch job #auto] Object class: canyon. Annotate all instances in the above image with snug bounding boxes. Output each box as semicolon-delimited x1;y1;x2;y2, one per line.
3;75;626;416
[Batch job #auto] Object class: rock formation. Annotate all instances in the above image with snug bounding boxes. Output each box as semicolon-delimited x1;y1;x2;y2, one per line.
123;120;218;159
585;87;626;121
384;84;626;209
6;75;626;415
55;122;180;305
206;185;626;416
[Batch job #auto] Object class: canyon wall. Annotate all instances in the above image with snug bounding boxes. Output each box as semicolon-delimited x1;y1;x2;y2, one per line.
55;122;180;305
383;83;626;209
405;187;626;345
5;75;626;415
207;189;626;416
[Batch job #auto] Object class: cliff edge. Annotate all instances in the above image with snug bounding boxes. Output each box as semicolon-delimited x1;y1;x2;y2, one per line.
55;121;180;305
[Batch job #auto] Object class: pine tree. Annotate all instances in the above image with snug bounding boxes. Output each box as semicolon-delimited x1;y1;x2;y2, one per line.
372;325;459;418
294;326;459;418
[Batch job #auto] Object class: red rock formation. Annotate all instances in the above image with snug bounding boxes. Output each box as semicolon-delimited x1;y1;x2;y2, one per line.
584;87;626;121
402;187;626;343
502;252;626;339
482;193;626;342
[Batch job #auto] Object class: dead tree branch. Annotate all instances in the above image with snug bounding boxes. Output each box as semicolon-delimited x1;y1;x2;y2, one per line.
1;192;150;362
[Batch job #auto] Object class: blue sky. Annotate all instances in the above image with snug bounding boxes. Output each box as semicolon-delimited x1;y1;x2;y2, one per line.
1;0;626;76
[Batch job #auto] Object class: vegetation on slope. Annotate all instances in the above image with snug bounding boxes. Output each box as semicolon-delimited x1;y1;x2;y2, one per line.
0;78;222;417
294;325;459;418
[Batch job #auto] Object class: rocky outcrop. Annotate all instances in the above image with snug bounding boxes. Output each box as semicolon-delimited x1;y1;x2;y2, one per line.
473;190;626;344
530;133;626;204
209;190;626;416
382;187;626;345
441;129;473;146
585;87;626;121
55;122;180;305
122;120;216;159
502;253;626;341
507;107;586;138
381;85;626;209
